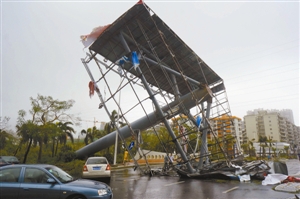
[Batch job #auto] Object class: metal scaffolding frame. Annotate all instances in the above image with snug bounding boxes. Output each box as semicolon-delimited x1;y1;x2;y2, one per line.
75;1;270;179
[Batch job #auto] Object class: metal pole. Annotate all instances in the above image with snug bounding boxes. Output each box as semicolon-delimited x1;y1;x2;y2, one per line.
113;77;122;165
198;99;212;169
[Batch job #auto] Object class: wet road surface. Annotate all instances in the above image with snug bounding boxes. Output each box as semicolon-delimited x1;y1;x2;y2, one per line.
107;159;300;199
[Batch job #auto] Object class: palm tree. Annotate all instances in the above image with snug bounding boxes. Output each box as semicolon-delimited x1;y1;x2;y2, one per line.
16;121;39;163
241;143;249;156
36;124;49;163
46;122;66;157
272;147;277;157
265;137;274;158
284;146;290;157
258;136;267;158
103;110;121;154
248;138;256;157
57;122;75;145
81;127;97;145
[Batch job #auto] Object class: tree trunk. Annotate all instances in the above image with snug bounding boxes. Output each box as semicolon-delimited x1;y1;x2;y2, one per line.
37;141;43;163
51;139;55;157
55;139;59;156
14;142;22;156
23;138;33;163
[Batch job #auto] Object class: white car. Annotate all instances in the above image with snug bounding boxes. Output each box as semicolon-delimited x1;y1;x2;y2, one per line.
82;157;111;180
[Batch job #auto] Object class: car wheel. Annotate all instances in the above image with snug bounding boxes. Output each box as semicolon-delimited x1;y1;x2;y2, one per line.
68;195;87;199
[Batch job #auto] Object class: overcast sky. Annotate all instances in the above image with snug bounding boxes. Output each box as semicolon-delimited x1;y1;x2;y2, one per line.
1;0;299;136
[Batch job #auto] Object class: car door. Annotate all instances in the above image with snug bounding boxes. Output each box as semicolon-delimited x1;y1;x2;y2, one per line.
0;166;22;199
20;167;62;199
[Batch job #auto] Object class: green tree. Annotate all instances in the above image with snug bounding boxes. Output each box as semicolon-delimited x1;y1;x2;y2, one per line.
284;146;290;157
16;120;40;163
0;130;11;150
248;138;256;157
57;122;75;145
265;137;275;157
57;145;76;163
241;143;249;155
0;117;15;150
103;110;120;154
17;94;77;163
258;136;267;158
50;121;75;157
81;126;100;145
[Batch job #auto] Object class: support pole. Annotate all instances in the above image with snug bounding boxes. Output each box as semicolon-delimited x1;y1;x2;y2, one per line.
198;98;212;169
113;77;122;165
135;65;195;173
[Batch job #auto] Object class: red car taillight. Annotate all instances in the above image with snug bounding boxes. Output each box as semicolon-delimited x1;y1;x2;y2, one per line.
83;165;88;172
106;164;111;171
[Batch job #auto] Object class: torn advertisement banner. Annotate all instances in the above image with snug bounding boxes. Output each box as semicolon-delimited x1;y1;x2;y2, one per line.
80;25;110;48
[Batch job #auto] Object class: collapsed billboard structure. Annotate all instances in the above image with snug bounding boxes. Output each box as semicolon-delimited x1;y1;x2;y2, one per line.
76;0;270;180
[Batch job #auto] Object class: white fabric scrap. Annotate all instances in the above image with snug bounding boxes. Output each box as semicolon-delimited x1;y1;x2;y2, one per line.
239;174;251;182
262;174;288;186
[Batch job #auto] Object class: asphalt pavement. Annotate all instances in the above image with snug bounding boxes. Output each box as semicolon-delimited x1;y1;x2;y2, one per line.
110;159;300;199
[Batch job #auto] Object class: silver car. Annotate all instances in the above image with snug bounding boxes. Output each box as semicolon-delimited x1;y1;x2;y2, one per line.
82;157;111;180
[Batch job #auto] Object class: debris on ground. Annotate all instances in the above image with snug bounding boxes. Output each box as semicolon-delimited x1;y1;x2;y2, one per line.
274;182;300;193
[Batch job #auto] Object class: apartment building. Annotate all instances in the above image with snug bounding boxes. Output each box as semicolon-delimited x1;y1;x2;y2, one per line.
244;109;300;149
209;115;243;152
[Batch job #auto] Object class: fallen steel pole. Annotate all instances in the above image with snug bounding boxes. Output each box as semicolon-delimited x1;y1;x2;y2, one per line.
76;86;212;159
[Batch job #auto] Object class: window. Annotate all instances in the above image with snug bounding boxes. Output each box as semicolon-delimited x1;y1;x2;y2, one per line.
87;158;107;164
0;167;21;182
24;168;50;183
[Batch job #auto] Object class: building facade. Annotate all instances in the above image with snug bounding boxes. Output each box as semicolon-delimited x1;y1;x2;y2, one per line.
244;109;300;151
209;115;243;153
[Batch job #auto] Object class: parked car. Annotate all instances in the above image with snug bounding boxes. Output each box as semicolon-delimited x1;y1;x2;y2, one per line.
0;164;113;199
0;158;10;167
0;156;20;164
82;157;111;180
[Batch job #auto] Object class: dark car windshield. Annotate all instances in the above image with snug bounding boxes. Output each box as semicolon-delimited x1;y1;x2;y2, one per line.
45;166;74;183
1;156;19;164
87;158;108;164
